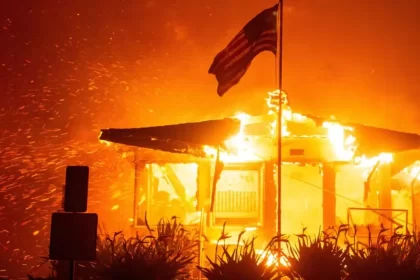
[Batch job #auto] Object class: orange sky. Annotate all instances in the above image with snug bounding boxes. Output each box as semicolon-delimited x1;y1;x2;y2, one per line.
160;0;420;133
1;0;419;135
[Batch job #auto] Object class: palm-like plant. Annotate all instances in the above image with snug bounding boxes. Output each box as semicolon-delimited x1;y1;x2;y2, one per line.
344;225;420;280
284;225;348;280
197;224;284;280
95;216;199;280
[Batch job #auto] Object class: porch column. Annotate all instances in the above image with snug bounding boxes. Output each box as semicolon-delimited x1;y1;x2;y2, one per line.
134;160;149;226
376;163;392;229
323;163;336;230
413;185;420;230
197;160;212;212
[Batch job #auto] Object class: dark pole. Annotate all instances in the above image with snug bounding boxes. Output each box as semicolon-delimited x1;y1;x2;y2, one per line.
276;0;284;261
133;151;138;226
412;169;420;231
69;260;74;280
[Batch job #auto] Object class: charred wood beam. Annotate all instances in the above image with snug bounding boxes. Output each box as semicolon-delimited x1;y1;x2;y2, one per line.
100;118;241;148
100;133;206;157
391;150;420;176
354;126;420;156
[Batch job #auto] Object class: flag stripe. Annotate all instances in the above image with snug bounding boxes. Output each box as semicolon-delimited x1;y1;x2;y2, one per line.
209;4;278;96
213;45;274;95
210;32;248;73
214;34;277;84
211;29;276;74
218;56;251;84
225;31;276;68
217;66;249;96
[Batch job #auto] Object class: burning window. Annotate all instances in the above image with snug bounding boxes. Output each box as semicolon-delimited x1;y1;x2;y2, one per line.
135;163;200;226
212;163;263;227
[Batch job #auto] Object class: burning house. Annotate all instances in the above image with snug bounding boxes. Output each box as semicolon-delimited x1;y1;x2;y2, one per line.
99;90;420;248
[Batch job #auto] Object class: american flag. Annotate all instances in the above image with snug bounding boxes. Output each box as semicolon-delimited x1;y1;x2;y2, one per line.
209;4;278;96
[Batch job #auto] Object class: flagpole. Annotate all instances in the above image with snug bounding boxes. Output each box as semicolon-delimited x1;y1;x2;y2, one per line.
276;0;283;262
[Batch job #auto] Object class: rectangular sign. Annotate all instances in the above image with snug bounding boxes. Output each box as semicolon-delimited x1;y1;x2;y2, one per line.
64;166;89;212
49;212;98;260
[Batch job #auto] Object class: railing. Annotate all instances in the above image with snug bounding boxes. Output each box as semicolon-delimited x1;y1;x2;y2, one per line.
347;207;408;230
347;207;409;246
214;191;258;218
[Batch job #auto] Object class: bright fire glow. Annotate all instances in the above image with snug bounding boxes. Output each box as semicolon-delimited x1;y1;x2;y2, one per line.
322;121;356;161
97;90;396;168
203;90;394;166
98;131;112;146
355;153;394;168
255;249;289;267
203;112;261;163
403;162;420;181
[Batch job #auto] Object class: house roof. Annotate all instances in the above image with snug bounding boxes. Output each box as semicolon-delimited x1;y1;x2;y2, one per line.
99;114;420;162
306;115;420;157
99;118;241;162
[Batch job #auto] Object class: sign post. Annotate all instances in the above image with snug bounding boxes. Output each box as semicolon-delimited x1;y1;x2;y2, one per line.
49;166;98;280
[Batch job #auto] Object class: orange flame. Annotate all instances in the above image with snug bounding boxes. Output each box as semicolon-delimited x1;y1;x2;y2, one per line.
96;90;395;168
322;121;356;161
203;90;393;165
203;113;261;163
255;249;289;267
355;153;394;168
98;132;112;146
403;162;420;181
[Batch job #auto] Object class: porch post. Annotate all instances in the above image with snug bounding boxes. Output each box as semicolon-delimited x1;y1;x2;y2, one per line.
197;160;212;212
323;163;336;230
377;162;392;229
133;155;149;226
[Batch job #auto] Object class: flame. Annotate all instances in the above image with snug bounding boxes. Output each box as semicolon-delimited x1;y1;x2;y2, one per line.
99;139;111;146
322;121;356;161
96;90;395;168
202;90;396;166
203;112;261;163
403;162;420;181
355;153;394;168
204;90;365;164
266;89;292;137
255;249;289;267
98;132;111;146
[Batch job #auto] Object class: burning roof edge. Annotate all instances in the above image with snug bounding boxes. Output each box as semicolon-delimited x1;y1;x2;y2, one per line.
99;114;420;160
99;118;241;158
305;114;420;156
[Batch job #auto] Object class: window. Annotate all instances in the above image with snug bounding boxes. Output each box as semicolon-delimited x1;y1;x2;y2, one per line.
212;163;264;226
135;163;200;226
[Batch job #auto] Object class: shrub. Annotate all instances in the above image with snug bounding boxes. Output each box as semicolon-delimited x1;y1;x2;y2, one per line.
283;226;348;280
344;225;420;280
197;224;284;280
95;216;199;280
